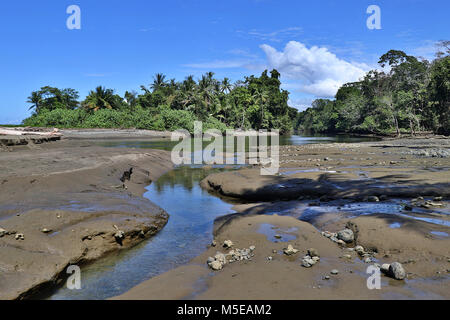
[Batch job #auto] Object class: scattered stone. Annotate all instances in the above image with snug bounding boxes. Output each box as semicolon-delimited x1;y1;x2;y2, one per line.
337;229;354;243
214;252;227;265
355;245;365;255
330;269;339;275
267;256;273;261
207;257;215;264
209;260;223;271
283;244;299;256
368;196;380;202
343;254;352;259
388;262;406;280
15;233;25;240
301;256;316;268
274;234;282;239
323;275;330;280
434;196;443;201
307;248;319;257
211;240;217;247
41;228;52;234
114;230;125;241
272;249;278;254
364;257;372;263
337;239;345;245
249;245;256;251
380;264;390;273
223;240;234;248
0;227;6;237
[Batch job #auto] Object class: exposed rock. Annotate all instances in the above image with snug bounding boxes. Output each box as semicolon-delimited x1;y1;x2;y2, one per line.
368;196;380;202
283;244;299;256
223;240;234;248
209;260;223;271
41;228;52;234
274;234;282;239
343;254;352;259
380;263;390;273
355;245;365;255
211;240;217;247
307;248;319;257
364;257;373;263
15;233;25;240
337;229;354;243
249;245;256;252
214;252;227;265
388;262;406;280
0;227;6;237
114;230;125;241
330;269;339;275
301;256;316;268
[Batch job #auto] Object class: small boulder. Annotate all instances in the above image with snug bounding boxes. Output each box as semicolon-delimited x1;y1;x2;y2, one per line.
330;269;339;275
209;260;223;271
368;196;380;202
223;240;234;248
337;229;354;243
380;263;390;273
301;256;316;268
15;233;25;240
388;262;406;280
0;228;6;238
355;245;365;255
283;244;299;256
307;248;320;257
114;230;125;241
41;228;52;234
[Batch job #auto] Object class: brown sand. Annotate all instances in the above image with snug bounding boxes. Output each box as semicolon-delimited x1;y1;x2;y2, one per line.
117;136;449;300
0;137;173;299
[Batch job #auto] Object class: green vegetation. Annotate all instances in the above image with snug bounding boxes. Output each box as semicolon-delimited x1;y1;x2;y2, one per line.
295;42;450;136
22;70;295;134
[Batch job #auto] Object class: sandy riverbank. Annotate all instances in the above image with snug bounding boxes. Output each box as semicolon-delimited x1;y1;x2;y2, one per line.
116;137;450;300
0;135;173;299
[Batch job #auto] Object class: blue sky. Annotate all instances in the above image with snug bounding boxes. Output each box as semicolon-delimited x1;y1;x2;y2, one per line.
0;0;449;124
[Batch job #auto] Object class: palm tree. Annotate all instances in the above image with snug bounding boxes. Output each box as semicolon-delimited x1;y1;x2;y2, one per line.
83;86;117;112
150;73;167;92
253;89;269;128
27;91;43;113
220;77;233;94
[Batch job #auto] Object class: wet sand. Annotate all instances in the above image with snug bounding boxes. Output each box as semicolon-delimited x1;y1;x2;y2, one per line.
0;132;173;299
117;136;450;300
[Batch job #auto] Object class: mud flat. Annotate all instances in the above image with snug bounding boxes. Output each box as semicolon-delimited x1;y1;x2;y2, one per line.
117;137;449;300
0;136;173;299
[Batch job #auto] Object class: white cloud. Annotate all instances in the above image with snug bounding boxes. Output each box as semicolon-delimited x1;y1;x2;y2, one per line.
260;41;369;97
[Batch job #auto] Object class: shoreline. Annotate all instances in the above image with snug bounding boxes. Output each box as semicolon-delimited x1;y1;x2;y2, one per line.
1;130;449;300
116;136;450;300
0;137;174;299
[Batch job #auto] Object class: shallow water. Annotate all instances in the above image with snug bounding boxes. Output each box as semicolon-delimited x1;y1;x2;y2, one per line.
48;166;236;300
47;134;445;299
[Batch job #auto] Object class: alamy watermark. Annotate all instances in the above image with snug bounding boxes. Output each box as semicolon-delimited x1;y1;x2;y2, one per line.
366;5;381;30
66;265;81;290
171;121;280;175
66;5;81;30
366;265;381;290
